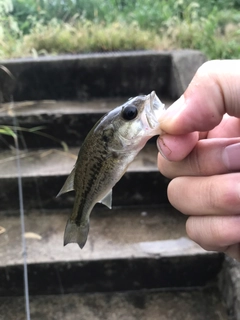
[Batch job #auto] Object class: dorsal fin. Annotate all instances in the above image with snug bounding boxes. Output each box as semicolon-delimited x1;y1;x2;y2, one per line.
98;189;112;209
56;167;75;197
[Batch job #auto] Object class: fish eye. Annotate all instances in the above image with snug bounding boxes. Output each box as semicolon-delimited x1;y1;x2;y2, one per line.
122;105;138;121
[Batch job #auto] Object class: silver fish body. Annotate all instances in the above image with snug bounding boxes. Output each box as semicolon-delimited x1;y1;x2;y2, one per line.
57;91;166;248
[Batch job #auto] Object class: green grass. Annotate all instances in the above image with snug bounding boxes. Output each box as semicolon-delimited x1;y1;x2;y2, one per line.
23;20;161;55
1;0;240;60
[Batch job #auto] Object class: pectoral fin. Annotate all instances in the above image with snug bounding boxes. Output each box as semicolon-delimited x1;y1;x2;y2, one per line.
99;189;112;209
56;167;75;197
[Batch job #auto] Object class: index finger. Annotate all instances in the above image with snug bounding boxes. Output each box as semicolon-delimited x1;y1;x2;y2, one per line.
160;60;240;135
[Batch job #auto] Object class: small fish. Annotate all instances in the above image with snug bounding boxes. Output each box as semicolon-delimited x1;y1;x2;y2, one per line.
57;91;166;248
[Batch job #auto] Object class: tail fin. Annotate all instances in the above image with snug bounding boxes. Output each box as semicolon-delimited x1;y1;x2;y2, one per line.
64;219;89;249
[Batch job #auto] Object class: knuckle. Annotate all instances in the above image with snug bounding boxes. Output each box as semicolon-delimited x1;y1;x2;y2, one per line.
203;176;240;213
186;216;226;250
218;178;240;211
189;144;203;175
221;188;238;208
208;217;225;244
199;178;218;211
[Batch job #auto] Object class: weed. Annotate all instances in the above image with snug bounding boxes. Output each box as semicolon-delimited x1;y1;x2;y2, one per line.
1;19;161;58
0;0;240;59
161;6;240;59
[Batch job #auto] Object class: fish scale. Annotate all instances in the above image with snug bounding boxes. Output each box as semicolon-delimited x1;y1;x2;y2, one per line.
71;135;112;226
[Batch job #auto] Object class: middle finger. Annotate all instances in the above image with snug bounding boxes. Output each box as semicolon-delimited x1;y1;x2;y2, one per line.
167;173;240;216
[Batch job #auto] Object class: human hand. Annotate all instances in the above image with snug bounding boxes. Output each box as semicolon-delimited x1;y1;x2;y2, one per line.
157;60;240;260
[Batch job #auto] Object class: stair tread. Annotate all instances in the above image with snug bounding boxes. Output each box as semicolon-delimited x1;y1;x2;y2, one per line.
0;99;172;150
0;98;172;117
0;143;158;178
0;205;208;267
0;99;126;117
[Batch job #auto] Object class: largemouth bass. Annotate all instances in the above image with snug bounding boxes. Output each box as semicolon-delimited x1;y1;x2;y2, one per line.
57;91;166;248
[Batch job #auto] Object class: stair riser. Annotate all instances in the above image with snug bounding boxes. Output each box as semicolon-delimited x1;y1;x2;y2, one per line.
1;52;172;102
0;172;169;210
0;115;160;149
0;255;224;296
0;113;104;149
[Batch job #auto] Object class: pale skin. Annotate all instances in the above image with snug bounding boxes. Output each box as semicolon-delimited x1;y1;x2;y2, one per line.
157;60;240;260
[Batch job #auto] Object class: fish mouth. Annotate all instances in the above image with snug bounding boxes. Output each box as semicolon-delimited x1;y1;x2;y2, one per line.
145;91;166;131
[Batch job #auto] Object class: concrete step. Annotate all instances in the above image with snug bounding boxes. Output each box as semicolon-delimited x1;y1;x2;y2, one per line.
0;205;223;296
0;205;191;266
0;98;172;149
0;287;227;320
0;98;125;149
0;50;231;319
0;50;207;102
0;144;169;210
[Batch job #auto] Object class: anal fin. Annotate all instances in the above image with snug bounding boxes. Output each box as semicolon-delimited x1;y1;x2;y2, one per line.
98;189;112;209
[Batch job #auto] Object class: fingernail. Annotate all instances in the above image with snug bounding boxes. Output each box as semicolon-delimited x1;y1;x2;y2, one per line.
222;143;240;171
156;136;171;159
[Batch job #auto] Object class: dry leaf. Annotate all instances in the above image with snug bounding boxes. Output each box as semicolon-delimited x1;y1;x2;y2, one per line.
0;226;6;235
24;232;42;240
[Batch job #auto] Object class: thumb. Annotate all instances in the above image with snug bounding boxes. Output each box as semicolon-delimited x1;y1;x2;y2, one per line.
160;60;240;135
